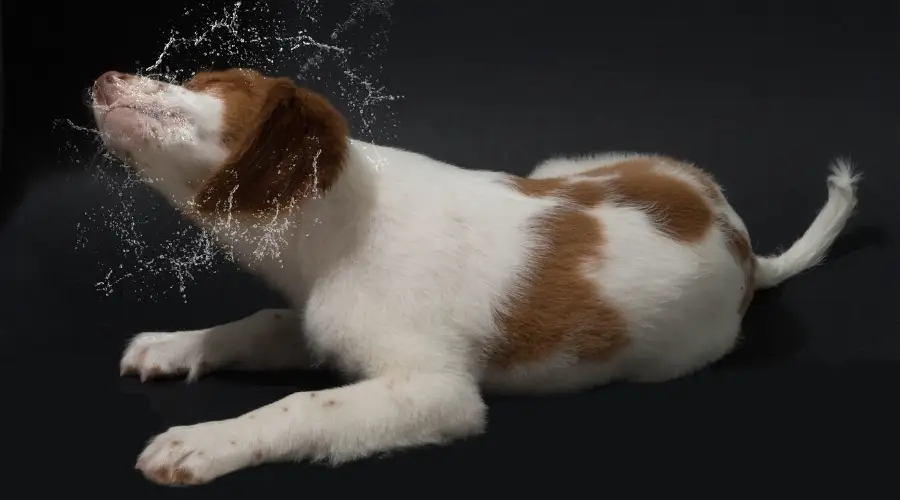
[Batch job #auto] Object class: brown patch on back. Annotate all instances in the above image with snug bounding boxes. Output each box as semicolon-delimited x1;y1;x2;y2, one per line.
511;177;565;198
609;168;714;243
186;68;349;215
582;157;716;243
510;177;609;207
489;204;629;368
585;157;722;201
563;181;610;206
668;161;724;202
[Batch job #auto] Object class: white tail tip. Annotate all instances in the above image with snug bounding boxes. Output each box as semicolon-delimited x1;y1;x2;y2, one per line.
827;158;863;196
754;159;861;289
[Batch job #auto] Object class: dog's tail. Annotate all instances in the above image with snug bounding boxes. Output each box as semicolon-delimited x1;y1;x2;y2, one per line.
753;159;861;290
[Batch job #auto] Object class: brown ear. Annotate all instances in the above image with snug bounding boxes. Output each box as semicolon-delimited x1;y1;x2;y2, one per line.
194;78;349;214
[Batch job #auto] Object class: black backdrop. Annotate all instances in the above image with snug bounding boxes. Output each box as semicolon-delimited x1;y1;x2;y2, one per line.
2;0;899;496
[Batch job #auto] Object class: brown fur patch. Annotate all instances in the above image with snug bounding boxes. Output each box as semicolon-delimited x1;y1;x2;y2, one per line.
489;197;629;367
171;468;198;485
583;157;716;243
187;68;349;214
511;177;565;197
609;169;714;243
510;177;609;207
670;161;723;202
150;466;198;486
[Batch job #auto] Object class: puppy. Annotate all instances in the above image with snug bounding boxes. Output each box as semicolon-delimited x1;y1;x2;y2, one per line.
91;68;860;486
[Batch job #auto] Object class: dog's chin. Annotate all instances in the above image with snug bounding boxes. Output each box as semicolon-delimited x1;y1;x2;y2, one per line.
97;127;141;166
98;111;159;157
103;106;161;133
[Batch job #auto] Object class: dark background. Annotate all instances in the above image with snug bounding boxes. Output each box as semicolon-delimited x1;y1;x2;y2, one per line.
2;0;898;496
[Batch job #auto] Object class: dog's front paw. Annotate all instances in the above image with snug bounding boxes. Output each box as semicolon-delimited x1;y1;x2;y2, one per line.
120;331;208;381
137;421;258;486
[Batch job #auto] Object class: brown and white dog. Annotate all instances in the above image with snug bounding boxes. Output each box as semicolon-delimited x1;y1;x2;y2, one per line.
91;68;860;486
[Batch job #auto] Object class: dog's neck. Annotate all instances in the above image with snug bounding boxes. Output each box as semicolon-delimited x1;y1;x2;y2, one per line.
148;139;380;291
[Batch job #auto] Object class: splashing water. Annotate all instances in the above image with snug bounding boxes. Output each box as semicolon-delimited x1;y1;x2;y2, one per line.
62;0;401;302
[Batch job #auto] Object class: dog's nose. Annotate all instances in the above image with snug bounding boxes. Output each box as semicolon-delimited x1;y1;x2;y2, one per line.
93;71;129;105
99;70;125;83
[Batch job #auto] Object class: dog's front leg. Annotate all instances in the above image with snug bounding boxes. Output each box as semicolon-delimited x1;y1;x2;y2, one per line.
135;370;487;486
120;308;317;381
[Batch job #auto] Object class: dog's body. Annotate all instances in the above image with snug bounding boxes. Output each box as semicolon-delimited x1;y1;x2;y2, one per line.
92;69;859;486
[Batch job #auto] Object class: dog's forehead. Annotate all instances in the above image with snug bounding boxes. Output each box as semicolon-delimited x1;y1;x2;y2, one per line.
184;68;268;91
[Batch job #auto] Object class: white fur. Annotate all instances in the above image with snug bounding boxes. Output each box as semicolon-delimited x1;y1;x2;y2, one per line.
754;160;861;288
95;74;860;485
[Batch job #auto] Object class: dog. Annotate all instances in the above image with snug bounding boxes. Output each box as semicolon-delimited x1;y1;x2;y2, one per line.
91;68;860;486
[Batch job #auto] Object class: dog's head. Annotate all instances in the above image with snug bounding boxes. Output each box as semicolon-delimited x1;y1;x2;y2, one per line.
91;68;348;214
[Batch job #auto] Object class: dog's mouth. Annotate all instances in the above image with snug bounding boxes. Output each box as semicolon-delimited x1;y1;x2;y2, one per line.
100;103;187;130
106;104;164;121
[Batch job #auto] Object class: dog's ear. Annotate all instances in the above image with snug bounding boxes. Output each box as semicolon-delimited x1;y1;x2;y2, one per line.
194;78;348;215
